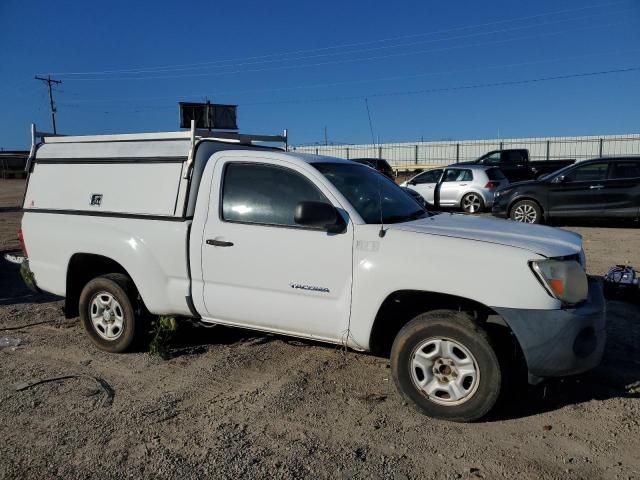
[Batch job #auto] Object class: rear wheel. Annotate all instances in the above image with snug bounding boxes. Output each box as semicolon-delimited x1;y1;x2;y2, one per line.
79;273;142;353
391;310;503;422
510;200;542;224
461;193;484;214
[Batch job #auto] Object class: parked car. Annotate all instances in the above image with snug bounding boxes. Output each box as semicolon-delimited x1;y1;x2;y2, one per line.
492;157;640;224
351;158;394;179
456;149;575;182
19;126;605;422
400;165;508;213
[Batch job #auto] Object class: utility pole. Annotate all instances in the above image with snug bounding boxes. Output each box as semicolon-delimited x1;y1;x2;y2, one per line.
324;126;328;146
35;75;62;134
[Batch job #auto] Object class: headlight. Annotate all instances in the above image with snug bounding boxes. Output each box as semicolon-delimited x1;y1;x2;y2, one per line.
495;188;511;198
530;259;588;305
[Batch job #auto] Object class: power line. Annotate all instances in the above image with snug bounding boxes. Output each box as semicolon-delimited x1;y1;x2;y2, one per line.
56;65;640;114
56;47;640;106
51;19;631;82
45;0;625;78
48;7;627;78
242;65;640;106
34;75;62;134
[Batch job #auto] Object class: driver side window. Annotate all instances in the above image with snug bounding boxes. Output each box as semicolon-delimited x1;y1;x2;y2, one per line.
221;163;329;227
481;152;501;166
413;169;442;184
563;163;609;183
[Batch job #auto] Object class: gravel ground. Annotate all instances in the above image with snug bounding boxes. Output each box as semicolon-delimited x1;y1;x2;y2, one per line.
1;179;639;479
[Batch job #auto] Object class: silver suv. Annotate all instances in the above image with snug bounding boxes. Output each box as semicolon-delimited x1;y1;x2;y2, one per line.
400;165;509;213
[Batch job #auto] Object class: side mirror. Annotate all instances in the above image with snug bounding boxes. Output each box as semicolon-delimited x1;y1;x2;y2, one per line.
295;201;344;232
408;180;416;186
554;175;566;184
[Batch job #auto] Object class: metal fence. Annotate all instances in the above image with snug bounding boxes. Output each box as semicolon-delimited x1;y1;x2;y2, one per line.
292;134;640;171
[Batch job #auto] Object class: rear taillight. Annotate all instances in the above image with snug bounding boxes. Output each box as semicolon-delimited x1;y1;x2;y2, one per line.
18;228;28;257
484;181;500;189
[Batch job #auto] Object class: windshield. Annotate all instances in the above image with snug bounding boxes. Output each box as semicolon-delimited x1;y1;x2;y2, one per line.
313;162;428;224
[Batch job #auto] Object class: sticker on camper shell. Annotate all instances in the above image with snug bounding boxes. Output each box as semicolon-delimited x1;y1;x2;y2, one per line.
90;194;103;207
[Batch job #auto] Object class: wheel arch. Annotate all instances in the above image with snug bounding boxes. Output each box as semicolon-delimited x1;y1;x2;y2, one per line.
65;253;133;319
368;290;522;360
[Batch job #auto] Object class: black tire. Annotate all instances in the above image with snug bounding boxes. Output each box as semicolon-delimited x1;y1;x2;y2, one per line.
461;193;484;214
390;310;502;422
509;199;542;224
79;273;142;353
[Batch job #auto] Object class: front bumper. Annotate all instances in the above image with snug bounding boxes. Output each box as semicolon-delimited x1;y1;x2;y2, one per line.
494;276;606;379
491;193;509;218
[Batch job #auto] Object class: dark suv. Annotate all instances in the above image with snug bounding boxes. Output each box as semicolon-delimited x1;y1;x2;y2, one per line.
492;157;640;224
351;158;394;179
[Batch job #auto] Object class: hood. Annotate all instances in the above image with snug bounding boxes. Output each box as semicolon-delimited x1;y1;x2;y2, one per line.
391;213;582;258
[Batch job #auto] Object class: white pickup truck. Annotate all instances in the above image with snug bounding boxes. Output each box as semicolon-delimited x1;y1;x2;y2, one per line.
19;124;606;422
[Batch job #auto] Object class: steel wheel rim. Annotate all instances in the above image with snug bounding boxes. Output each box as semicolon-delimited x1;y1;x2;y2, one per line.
90;292;125;340
513;204;537;223
410;337;480;406
462;194;481;213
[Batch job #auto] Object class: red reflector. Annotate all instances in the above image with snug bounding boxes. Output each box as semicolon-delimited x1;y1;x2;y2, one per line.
18;228;28;257
484;181;499;189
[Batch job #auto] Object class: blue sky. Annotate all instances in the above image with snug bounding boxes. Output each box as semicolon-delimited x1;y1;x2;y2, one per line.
1;0;639;149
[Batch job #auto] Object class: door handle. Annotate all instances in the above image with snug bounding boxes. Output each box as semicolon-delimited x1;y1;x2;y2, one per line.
589;185;604;190
459;183;468;186
206;239;234;247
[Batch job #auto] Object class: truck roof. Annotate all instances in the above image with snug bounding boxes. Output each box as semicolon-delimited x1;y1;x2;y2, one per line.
278;151;354;165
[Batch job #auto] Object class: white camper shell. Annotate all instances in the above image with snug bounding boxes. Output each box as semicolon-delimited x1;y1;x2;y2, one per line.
24;124;287;219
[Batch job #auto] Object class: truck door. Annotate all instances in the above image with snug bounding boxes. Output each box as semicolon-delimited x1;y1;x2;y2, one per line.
548;161;609;218
199;158;353;342
499;150;528;182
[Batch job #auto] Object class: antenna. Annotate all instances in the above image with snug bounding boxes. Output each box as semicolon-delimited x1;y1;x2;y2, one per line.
378;179;386;238
364;97;385;236
365;98;376;146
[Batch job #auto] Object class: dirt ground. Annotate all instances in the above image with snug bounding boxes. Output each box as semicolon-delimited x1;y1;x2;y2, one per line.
1;179;639;479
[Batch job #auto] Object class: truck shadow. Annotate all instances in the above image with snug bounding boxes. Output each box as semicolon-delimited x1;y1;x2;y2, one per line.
168;300;640;422
0;254;61;306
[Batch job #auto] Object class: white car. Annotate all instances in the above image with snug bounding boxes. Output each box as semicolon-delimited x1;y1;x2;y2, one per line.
19;124;605;422
401;165;509;213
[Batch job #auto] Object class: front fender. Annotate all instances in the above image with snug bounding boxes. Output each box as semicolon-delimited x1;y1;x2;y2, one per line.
347;225;559;350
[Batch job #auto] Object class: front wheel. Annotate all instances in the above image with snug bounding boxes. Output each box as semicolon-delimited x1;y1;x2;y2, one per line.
390;310;503;422
510;199;542;224
461;193;484;214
